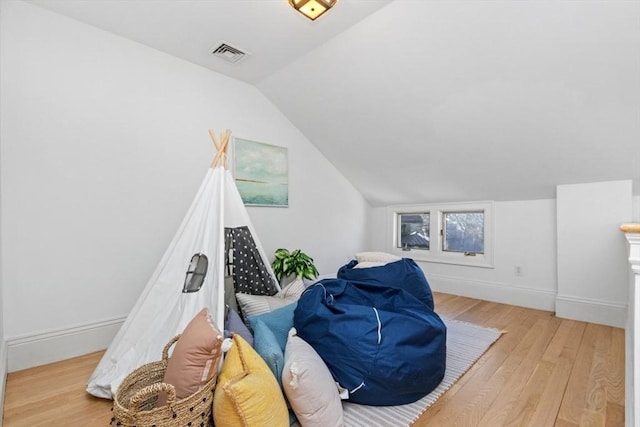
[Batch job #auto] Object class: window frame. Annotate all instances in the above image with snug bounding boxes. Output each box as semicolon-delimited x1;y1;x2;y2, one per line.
388;201;494;268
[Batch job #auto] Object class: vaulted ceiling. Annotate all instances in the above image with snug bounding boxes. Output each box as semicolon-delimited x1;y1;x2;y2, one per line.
26;0;640;206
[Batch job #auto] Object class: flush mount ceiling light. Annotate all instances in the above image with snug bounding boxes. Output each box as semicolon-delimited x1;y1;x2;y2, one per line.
289;0;338;21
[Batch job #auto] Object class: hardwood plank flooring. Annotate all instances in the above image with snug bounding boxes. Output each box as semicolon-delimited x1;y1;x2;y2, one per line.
2;293;625;426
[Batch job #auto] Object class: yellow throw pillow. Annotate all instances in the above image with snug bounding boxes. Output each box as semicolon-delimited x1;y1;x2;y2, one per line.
214;334;288;426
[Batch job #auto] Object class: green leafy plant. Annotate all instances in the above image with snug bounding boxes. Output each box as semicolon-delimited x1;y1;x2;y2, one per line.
272;248;319;282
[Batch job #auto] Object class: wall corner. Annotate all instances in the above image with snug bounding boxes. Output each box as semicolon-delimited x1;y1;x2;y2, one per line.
0;339;7;427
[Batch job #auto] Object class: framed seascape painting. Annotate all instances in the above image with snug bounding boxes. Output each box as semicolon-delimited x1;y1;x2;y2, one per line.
233;138;288;207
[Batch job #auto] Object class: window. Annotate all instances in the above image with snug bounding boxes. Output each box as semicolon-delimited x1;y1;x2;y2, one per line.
397;213;430;250
443;211;484;254
183;253;208;293
388;201;493;268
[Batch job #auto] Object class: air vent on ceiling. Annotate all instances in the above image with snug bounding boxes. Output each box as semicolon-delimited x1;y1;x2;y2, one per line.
210;42;250;64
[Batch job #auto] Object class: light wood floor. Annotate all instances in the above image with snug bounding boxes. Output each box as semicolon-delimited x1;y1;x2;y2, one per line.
3;293;625;427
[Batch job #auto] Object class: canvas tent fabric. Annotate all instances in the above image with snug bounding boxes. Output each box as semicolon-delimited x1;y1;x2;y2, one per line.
87;130;278;399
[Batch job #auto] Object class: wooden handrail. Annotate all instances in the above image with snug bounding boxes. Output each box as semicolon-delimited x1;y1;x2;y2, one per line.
621;223;640;233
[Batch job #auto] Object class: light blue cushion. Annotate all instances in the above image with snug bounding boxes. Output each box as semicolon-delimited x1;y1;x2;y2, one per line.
248;302;297;352
252;319;284;384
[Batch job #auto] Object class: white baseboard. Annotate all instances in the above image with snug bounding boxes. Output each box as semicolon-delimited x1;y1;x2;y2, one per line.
428;274;557;312
7;316;125;373
428;274;627;327
556;294;627;328
0;340;7;427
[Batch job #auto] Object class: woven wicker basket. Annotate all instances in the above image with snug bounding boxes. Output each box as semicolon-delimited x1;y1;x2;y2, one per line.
110;335;216;427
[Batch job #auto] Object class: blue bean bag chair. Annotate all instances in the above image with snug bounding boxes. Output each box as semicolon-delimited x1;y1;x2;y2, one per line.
337;258;435;310
294;260;446;406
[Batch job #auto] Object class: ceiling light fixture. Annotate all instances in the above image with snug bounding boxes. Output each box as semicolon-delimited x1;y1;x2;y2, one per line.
289;0;338;21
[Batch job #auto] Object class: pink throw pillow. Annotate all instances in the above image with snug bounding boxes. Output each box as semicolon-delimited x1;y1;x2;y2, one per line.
159;308;223;405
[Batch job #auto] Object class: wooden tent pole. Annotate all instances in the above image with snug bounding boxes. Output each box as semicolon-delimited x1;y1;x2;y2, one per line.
209;129;220;150
209;129;231;168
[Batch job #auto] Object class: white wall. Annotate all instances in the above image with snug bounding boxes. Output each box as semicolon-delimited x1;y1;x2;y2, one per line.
623;230;640;427
368;199;558;311
0;1;369;370
0;2;6;421
371;189;634;327
556;180;632;327
627;196;640;426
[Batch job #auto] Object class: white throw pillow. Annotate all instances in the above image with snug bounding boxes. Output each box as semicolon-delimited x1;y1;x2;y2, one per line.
236;277;306;317
353;261;386;269
355;251;401;264
280;276;306;299
283;330;344;427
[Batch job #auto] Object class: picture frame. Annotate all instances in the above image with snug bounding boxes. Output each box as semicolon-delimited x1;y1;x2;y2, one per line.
233;137;288;207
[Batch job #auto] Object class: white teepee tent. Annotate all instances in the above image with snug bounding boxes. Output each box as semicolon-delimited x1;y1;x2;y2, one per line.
87;129;279;399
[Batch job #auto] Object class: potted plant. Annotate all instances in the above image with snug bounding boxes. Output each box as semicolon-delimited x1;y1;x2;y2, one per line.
272;248;319;286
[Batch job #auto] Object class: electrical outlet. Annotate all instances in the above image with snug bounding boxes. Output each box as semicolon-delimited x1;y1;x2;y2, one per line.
514;266;523;276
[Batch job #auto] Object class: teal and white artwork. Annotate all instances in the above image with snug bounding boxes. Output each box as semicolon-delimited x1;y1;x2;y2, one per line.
234;138;288;207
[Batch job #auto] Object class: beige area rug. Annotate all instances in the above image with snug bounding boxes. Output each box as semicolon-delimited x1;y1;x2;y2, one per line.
342;317;503;426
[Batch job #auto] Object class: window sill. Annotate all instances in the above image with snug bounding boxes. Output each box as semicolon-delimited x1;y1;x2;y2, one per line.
391;249;494;269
